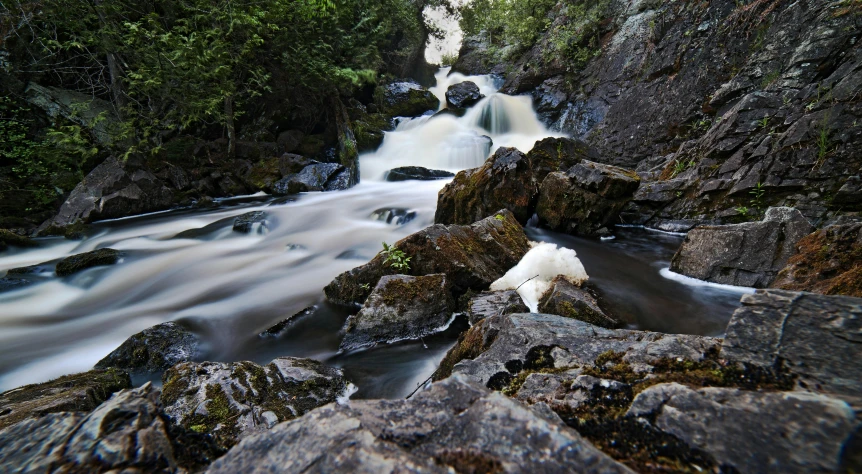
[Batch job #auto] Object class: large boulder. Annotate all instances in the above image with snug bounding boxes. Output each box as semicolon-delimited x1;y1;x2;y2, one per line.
465;290;529;325
384;166;455;182
232;211;269;234
95;322;201;375
445;81;484;108
537;277;621;329
435;138;595;225
324;210;530;306
55;248;122;276
340;274;455;352
0;368;131;430
535;160;641;236
771;222;862;297
207;375;633;474
245;153;312;192
161;357;351;448
374;82;439;118
272;162;345;195
670;207;814;287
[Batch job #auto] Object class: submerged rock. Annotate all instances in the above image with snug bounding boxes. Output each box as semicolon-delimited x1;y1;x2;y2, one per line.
465;290;529;325
771;222;862;297
445;81;484;108
340;274;455;352
0;368;131;430
232;211;268;234
324;210;530;306
161;357;350;448
272;162;345;195
55;248;122;277
384;166;455;182
95;321;201;375
0;277;35;293
207;375;632;474
374;82;439;117
670;207;813;287
537;277;621;329
369;207;417;226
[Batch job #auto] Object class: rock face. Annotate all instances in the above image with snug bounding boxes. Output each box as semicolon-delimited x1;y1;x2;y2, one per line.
465;290;528;325
535;160;640;236
670;207;813;287
232;211;269;234
445;81;484;108
324;210;530;306
771;222;862;297
0;229;36;251
374;82;439;117
207;375;633;474
272;162;345;195
95;322;200;375
245;153;312;192
55;248;122;276
537;277;621;329
161;357;350;448
340;274;455;352
435;138;596;225
384;166;455;181
0;368;131;430
449;34;509;76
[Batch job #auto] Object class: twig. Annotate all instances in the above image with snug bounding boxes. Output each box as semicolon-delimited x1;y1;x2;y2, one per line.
516;275;540;290
405;375;433;400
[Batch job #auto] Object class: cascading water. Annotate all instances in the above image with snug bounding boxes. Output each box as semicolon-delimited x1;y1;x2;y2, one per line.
0;69;745;398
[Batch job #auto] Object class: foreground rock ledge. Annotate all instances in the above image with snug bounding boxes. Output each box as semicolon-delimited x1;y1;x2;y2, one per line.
95;321;200;375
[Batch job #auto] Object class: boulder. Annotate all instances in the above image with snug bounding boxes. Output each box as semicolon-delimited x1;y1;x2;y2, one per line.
374;82;439;117
324;210;530;306
0;368;131;430
537;277;621;329
670;207;814;287
445;81;484;108
55;248;122;276
232;211;268;234
95;322;201;375
245;153;312;192
272;162;345;195
340;274;455;352
465;290;529;325
721;290;862;407
161;357;350;448
351;112;393;152
435;138;596;225
207;375;633;474
384;166;455;182
771;222;862;297
369;208;417;226
0;229;36;250
535;160;640;236
627;383;859;473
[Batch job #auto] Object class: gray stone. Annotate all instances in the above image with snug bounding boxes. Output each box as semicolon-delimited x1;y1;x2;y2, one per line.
384;166;455;182
466;290;528;324
374;82;439;118
537;277;621;328
445;81;484;108
55;248;121;276
232;211;269;234
272;162;345;195
95;321;200;374
369;208;417;226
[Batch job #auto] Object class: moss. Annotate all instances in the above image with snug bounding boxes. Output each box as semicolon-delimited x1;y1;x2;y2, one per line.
379;274;444;310
160;371;191;406
772;224;862;297
0;229;37;248
55;248;121;276
432;320;497;381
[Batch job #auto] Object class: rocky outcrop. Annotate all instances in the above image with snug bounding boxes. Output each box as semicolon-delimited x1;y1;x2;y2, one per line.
771;221;862;297
207;375;633;474
95;322;201;375
55;248;122;276
324;210;530;306
670;207;813;287
445;81;484;108
160;357;350;448
384;166;455;181
0;368;131;430
245;153;312;192
537;277;621;329
272;162;346;195
465;290;528;325
340;274;455;352
232;211;269;234
0;229;36;252
374;82;439;118
449;34;509;76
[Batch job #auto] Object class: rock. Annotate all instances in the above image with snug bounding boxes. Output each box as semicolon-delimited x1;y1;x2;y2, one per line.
352;112;393;153
771;222;862;297
721;290;862;407
340;274;455;352
272;162;345;195
465;290;529;325
450;34;509;76
324;210;530;306
0;368;131;430
207;375;633;474
670;207;814;287
627;383;859;473
369;208;417;226
537;277;621;329
535;160;641;236
55;248;122;276
245;154;313;192
276;130;304;153
384;166;455;182
0;277;35;293
0;229;36;250
445;81;484;108
374;82;439;117
333;96;360;187
161;357;350;448
94;321;201;375
232;211;269;234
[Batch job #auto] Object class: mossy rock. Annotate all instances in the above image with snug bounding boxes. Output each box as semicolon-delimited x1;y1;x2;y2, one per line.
374;82;439;118
55;248;122;276
95;321;201;374
0;229;37;249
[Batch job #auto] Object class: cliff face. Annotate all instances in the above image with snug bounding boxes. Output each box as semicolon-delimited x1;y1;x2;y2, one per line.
460;0;861;230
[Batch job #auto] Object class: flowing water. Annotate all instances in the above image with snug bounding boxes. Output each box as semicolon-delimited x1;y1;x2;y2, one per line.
0;69;748;398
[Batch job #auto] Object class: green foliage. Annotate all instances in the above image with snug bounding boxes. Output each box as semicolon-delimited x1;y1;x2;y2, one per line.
547;0;610;70
460;0;558;48
440;52;459;67
749;181;766;210
381;241;411;272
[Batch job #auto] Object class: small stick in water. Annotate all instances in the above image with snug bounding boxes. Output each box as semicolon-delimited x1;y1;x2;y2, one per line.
516;274;540;290
406;375;433;399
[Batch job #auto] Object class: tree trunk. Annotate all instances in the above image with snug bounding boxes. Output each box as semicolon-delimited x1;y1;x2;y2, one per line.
225;94;236;158
106;53;125;118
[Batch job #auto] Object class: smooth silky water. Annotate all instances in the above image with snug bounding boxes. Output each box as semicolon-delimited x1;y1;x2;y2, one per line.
0;69;746;398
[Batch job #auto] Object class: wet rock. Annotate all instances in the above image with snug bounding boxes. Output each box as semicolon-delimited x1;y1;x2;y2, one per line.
369;207;417;226
352;112;393;153
445;81;484;108
466;290;528;325
340;274;455;352
627;383;859;473
374;82;439;118
272;162;345;195
207;375;633;474
259;306;317;337
0;229;36;250
0;277;35;293
245;153;313;192
536;160;641;236
450;34;509;76
55;248;122;277
537;277;621;329
670;207;813;287
232;211;268;234
384;166;455;182
721;290;862;408
324;210;530;306
0;368;131;430
771;222;862;297
161;357;350;448
95;322;201;375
